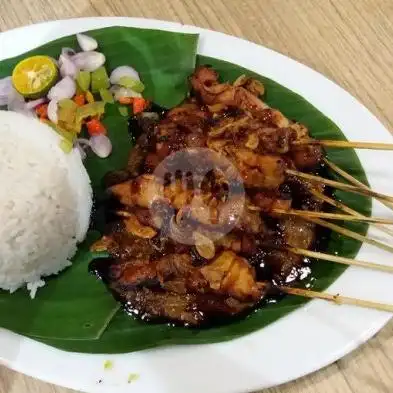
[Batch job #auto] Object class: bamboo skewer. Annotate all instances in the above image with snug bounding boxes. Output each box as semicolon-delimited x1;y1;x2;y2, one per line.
303;217;393;254
293;140;393;150
272;209;393;225
310;188;393;238
265;140;393;312
278;286;393;313
323;158;393;212
286;169;393;204
288;247;393;273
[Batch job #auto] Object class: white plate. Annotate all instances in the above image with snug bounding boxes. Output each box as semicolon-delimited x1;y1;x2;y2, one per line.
1;17;392;393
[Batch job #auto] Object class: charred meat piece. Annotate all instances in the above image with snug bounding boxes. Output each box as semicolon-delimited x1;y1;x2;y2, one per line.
200;251;262;301
256;127;295;154
281;217;316;249
283;176;325;211
230;149;287;189
265;250;302;283
104;251;266;326
91;232;156;260
110;175;164;208
233;75;265;96
191;66;270;113
124;288;205;326
166;101;209;131
290;144;323;170
251;190;292;213
123;287;259;326
265;216;316;281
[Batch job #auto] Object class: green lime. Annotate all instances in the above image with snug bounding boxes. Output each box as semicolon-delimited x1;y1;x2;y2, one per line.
12;55;58;98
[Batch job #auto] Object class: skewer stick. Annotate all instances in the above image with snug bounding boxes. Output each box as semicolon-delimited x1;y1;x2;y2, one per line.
310;188;393;238
278;286;393;313
288;247;393;273
272;209;393;225
323;158;393;211
286;169;393;204
304;217;393;254
293;140;393;150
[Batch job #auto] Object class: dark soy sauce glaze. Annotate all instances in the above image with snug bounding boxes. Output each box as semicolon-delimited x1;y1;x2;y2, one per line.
89;105;333;328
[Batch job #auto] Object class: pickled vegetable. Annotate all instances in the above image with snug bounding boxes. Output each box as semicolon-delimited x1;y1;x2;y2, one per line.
118;76;145;93
76;70;91;92
91;67;110;93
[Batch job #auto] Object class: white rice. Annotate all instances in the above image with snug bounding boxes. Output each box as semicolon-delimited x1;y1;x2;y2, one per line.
0;110;92;297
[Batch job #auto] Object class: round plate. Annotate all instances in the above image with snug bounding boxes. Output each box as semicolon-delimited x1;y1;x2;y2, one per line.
1;17;392;393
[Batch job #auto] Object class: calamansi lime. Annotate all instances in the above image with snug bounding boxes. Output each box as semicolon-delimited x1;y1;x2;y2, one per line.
12;55;58;98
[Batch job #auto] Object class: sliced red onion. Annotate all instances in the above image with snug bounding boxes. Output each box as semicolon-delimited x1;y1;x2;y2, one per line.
0;77;13;106
110;65;140;85
90;134;112;158
76;33;98;52
71;51;105;72
47;99;59;124
110;85;142;101
25;97;46;110
59;54;78;78
48;76;76;101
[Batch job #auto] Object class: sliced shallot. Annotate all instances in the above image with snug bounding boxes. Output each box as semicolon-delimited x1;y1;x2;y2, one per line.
90;134;112;158
71;51;105;72
25;98;46;110
59;54;78;78
110;65;140;84
76;33;98;52
47;76;76;101
47;99;59;124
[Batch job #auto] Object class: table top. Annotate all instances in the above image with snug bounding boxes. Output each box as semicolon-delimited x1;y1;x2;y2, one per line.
1;0;393;392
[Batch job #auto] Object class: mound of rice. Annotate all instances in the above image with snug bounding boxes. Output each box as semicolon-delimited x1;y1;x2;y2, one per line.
0;110;92;298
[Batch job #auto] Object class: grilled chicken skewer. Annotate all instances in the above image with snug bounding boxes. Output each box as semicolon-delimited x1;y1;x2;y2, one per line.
92;65;391;327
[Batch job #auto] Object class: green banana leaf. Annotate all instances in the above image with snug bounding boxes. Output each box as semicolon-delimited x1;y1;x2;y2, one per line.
0;28;371;353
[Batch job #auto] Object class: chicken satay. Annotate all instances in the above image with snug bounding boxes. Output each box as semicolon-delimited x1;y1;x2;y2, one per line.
265;216;316;281
123;287;205;325
290;144;324;170
91;231;156;260
233;74;265;96
251;190;292;212
229;149;287;189
122;212;157;239
123;286;260;326
108;251;265;326
200;250;262;301
110;174;164;208
94;65;332;328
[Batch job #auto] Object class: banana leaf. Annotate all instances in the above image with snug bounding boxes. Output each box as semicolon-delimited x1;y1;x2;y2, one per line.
0;28;371;353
